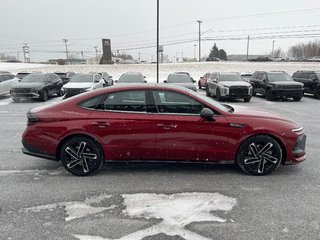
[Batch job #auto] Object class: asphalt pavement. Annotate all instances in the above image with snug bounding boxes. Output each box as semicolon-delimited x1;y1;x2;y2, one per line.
0;92;319;240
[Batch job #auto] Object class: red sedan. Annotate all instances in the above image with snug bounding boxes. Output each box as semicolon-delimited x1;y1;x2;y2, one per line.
22;84;306;176
198;72;211;89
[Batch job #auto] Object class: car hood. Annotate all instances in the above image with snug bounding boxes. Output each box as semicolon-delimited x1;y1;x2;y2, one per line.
270;81;303;86
63;82;94;89
230;105;298;124
220;81;251;87
11;82;44;89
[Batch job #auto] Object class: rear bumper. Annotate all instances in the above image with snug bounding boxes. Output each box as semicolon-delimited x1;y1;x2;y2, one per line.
22;140;58;161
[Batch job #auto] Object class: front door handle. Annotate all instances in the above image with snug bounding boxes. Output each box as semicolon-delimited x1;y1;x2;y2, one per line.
157;123;177;129
91;121;110;128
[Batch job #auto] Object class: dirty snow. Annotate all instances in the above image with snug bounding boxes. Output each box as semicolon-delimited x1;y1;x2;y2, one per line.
23;193;115;221
75;192;237;240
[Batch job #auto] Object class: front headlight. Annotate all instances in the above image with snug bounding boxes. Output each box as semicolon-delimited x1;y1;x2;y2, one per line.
292;126;304;133
221;86;229;95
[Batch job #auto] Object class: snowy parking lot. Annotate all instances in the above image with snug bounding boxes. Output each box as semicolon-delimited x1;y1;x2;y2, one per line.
1;62;320;239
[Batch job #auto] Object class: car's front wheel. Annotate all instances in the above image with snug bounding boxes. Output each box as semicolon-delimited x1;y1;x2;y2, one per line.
205;86;211;96
39;90;48;101
237;135;282;175
266;89;276;101
314;87;320;99
244;97;251;102
60;136;104;176
293;95;303;101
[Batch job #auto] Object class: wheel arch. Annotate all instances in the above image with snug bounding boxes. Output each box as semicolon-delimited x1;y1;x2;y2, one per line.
56;133;105;161
236;133;287;164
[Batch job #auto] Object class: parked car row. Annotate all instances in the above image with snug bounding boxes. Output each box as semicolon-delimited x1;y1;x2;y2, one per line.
0;71;117;102
199;70;320;102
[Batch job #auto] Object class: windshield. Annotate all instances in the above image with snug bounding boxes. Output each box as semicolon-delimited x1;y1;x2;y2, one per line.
168;74;192;83
21;74;45;83
118;75;143;83
268;73;293;82
69;74;93;83
220;74;243;81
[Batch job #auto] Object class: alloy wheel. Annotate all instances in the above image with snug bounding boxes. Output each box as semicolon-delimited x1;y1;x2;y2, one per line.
237;135;282;175
60;137;103;176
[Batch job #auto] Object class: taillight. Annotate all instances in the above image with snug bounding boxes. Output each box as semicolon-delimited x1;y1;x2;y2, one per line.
27;112;40;126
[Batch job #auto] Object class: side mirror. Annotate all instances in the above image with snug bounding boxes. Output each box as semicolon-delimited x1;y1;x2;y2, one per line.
263;79;267;83
200;108;215;121
163;80;168;83
192;79;196;83
143;80;147;83
312;78;318;82
115;80;118;83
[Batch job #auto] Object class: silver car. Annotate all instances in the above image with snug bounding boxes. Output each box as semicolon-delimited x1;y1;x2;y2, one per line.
206;72;253;102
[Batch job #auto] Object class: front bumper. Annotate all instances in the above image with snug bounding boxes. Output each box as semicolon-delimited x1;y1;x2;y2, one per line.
285;134;307;165
274;89;303;98
10;92;40;99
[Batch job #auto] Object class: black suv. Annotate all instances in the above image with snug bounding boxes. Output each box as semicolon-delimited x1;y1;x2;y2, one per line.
10;73;64;102
292;71;320;99
250;71;304;101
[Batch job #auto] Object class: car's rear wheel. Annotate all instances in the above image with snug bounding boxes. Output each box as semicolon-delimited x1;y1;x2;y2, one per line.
198;82;202;89
266;89;276;101
39;90;48;101
237;135;282;175
60;136;103;176
244;97;251;102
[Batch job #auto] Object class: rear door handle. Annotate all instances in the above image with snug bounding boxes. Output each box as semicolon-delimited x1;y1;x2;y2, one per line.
91;121;110;128
157;124;177;129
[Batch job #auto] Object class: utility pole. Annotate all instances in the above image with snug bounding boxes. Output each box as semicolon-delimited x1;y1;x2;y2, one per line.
94;46;98;64
194;44;197;60
272;40;275;59
62;39;69;65
156;0;159;83
246;35;250;61
181;52;183;62
197;20;202;62
22;43;30;63
138;52;141;63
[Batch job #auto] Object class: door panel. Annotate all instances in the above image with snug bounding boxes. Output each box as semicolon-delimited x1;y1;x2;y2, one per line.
154;115;230;161
87;112;156;161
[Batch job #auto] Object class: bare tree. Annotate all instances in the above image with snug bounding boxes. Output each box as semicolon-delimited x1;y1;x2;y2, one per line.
287;40;320;59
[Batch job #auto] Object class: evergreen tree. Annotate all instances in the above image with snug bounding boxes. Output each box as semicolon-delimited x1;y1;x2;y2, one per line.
219;49;228;60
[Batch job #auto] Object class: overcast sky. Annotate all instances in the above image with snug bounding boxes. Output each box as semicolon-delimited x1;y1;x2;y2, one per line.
1;0;320;62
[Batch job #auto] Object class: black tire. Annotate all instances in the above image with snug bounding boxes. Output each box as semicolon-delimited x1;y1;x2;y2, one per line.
266;89;276;101
57;88;64;97
237;135;282;175
60;136;103;176
39;90;48;101
252;90;256;96
314;87;320;99
216;88;223;101
198;83;202;89
12;97;21;103
244;97;251;102
293;95;303;101
206;86;211;96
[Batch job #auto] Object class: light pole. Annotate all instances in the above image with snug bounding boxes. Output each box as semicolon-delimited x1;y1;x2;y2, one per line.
197;20;202;62
63;39;69;65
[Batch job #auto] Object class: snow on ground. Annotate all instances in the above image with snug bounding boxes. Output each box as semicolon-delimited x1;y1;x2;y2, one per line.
22;191;236;240
1;61;320;83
